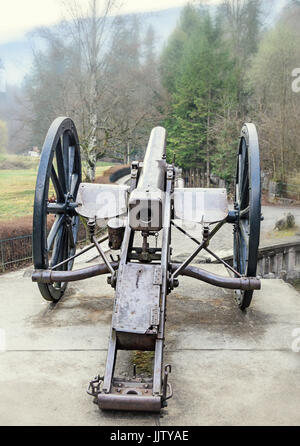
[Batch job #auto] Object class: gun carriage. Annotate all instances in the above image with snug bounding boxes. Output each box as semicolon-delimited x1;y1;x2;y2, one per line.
32;117;261;412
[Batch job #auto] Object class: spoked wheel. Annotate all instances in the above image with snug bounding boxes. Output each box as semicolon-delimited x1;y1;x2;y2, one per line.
33;117;82;302
233;123;261;310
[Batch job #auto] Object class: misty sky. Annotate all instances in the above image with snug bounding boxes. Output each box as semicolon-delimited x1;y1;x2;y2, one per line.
0;0;221;45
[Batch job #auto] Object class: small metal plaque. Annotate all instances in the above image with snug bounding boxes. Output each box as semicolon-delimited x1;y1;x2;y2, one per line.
153;267;162;285
150;306;160;326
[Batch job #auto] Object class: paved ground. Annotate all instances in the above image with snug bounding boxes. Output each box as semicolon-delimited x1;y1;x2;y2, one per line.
1;208;300;425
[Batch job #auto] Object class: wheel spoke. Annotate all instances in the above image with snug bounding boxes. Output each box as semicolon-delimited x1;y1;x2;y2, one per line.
240;170;249;209
66;221;75;250
241;140;247;172
239;220;249;247
55;139;67;194
51;166;64;202
237;228;247;275
238;154;243;190
62;132;70;191
69;145;75;181
70;173;79;197
72;216;79;246
236;229;242;272
60;229;66;271
68;147;75;193
240;206;250;218
62;227;70;271
50;223;65;267
233;230;239;271
47;215;64;251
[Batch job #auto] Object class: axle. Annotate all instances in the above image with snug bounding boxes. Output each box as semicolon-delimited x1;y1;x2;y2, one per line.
32;262;260;291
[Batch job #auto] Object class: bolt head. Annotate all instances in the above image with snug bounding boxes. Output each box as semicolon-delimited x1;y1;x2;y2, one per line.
173;278;179;288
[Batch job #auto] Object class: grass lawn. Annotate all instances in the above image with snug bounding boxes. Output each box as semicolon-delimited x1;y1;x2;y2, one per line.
0;163;111;222
0;169;38;221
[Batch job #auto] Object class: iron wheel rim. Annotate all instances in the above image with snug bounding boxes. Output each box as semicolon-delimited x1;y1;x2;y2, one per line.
233;123;261;310
33;117;82;301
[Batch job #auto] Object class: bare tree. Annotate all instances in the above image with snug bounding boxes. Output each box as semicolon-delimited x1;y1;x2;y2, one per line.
249;22;300;182
102;16;166;164
61;0;119;181
19;0;165;180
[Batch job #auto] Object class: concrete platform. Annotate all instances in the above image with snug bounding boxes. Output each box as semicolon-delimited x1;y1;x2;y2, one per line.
1;263;300;425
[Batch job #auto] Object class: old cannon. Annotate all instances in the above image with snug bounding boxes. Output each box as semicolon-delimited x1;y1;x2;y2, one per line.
32;117;261;412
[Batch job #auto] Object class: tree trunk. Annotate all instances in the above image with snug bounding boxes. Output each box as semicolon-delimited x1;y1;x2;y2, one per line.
85;111;98;182
86;148;97;183
127;141;130;165
206;87;211;188
85;0;99;184
86;164;96;183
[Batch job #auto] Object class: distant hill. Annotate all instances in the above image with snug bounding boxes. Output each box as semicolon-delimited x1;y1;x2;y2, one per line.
0;1;288;87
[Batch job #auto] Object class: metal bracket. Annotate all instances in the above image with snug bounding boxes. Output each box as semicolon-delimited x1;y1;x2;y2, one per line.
162;364;173;407
202;225;210;245
92;235;117;287
130;161;142;192
87;375;104;402
169;220;226;288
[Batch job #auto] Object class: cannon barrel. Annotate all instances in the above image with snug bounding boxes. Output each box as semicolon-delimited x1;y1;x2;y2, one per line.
137;126;166;191
129;126;167;232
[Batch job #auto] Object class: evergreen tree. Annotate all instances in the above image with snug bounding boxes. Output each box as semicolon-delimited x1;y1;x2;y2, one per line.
161;6;237;185
160;4;200;95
